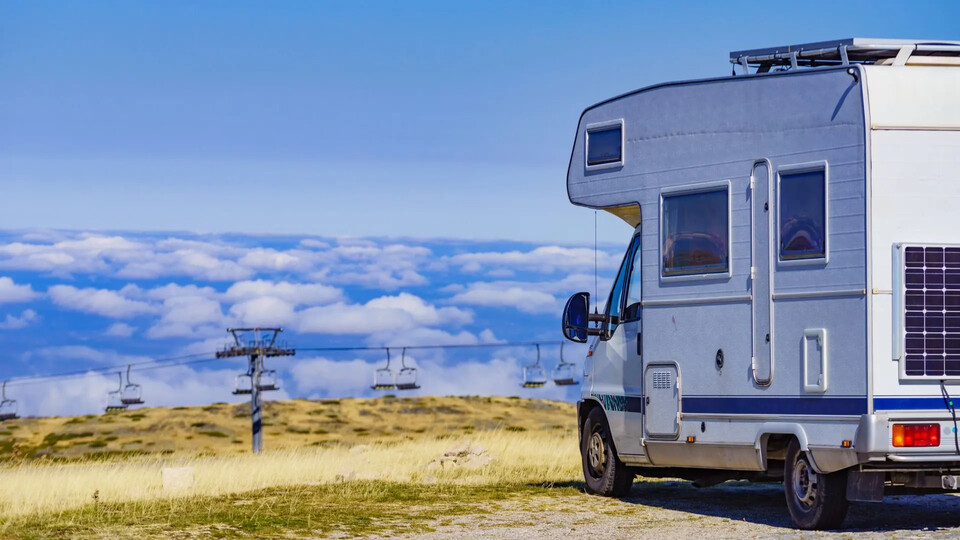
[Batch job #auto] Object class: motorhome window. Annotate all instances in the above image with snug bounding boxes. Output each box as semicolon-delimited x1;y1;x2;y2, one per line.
661;189;729;276
604;236;640;337
779;169;826;260
587;125;622;166
622;238;643;322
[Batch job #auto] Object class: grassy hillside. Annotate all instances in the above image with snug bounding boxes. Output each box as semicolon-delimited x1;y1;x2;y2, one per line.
0;395;577;462
0;397;582;538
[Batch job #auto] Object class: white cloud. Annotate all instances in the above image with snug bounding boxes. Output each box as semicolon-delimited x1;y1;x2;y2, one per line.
296;293;472;335
238;248;321;272
325;243;432;289
368;327;480;348
0;277;40;304
228;296;296;328
448;246;622;273
104;322;137;337
0;309;39;330
223;280;342;306
147;296;227;339
118;249;254;281
365;293;472;326
449;283;559;314
444;273;611;315
144;283;219;301
48;285;157;318
30;345;153;365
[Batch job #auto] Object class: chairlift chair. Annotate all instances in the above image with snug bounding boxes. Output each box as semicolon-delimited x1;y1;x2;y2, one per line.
395;348;420;391
105;372;129;413
120;365;144;405
522;344;547;388
371;348;396;391
233;372;253;395
258;369;280;391
0;381;18;421
552;342;579;386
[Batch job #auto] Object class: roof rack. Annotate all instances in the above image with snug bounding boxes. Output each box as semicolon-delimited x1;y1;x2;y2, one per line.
730;38;960;75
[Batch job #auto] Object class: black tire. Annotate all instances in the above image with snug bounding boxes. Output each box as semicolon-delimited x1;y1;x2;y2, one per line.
581;407;634;497
783;438;849;530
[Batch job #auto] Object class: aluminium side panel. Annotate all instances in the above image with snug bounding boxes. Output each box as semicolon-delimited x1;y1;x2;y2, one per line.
865;66;960;410
567;68;868;458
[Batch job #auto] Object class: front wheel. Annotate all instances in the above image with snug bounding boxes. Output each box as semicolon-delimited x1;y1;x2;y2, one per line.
784;439;849;530
581;407;634;497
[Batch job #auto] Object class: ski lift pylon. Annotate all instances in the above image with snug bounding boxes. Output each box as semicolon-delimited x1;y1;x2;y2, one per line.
395;348;420;391
120;364;144;405
522;344;547;388
105;372;128;413
552;342;579;386
0;381;18;421
371;348;396;391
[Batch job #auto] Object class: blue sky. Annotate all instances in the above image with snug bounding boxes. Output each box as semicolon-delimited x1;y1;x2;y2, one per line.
0;2;957;415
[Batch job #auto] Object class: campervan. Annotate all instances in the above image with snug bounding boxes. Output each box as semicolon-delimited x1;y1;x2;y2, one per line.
560;38;960;529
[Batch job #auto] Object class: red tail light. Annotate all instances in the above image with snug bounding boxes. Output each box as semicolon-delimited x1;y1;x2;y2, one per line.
892;423;940;447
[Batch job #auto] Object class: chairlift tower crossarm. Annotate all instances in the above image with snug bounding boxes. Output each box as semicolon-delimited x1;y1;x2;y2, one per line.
217;328;295;454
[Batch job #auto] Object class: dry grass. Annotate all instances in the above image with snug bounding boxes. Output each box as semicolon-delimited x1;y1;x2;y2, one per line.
0;396;581;538
0;429;579;521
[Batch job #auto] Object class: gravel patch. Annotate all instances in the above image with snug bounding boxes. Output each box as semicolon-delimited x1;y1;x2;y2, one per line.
377;480;960;539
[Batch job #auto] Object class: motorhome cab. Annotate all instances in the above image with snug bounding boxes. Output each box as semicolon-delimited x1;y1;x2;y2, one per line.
560;38;960;530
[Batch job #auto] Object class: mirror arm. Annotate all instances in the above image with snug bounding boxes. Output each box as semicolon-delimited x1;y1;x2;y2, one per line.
587;313;606;323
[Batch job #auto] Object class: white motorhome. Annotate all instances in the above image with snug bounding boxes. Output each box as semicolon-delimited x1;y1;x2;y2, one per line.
560;38;960;529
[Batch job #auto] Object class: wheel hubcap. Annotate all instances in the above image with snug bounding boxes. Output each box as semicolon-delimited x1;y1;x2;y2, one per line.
588;432;606;475
792;455;818;508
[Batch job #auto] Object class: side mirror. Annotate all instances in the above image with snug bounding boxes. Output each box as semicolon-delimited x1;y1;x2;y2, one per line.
562;292;591;343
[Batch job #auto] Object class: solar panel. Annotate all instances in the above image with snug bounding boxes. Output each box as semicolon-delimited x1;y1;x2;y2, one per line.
902;246;960;377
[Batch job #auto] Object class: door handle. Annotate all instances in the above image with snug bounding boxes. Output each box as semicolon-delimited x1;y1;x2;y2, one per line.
645;396;650;405
637;333;642;356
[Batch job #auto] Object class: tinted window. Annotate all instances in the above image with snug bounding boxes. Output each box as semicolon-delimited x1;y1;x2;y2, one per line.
587;126;622;166
780;170;826;260
662;189;729;276
605;236;641;337
622;239;643;321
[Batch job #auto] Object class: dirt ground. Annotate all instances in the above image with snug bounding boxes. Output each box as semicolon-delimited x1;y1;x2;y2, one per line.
378;480;960;539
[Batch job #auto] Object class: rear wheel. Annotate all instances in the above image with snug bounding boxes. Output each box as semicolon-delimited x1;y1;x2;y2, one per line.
784;439;848;530
581;407;634;496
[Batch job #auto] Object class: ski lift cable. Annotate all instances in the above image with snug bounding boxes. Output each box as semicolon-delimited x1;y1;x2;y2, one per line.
4;352;220;387
4;340;575;388
297;340;564;353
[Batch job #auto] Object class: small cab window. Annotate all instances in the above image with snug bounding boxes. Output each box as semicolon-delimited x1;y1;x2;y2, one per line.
622;240;643;322
661;187;729;276
779;167;827;261
604;235;641;338
586;122;623;167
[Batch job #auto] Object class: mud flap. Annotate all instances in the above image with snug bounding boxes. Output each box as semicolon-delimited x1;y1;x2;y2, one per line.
846;470;884;502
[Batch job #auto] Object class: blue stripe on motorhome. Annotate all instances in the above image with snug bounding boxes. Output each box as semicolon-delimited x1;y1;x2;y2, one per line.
874;397;949;410
682;397;867;415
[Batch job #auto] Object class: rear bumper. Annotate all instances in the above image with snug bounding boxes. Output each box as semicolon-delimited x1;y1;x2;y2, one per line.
856;411;960;469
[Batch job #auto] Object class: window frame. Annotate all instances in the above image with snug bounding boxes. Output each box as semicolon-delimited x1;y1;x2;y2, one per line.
776;161;830;267
621;231;643;323
659;180;733;282
601;234;641;340
584;119;625;171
